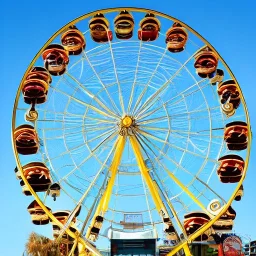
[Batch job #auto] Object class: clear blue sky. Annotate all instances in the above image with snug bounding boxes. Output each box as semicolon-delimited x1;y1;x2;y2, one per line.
2;0;256;255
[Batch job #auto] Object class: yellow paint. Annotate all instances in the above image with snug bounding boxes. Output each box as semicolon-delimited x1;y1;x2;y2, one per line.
122;116;133;127
86;136;126;238
130;136;168;218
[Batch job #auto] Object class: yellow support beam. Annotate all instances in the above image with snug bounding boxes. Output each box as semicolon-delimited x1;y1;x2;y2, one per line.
86;135;126;238
129;136;169;219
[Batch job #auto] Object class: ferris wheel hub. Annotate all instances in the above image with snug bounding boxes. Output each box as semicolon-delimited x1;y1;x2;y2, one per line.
121;116;133;128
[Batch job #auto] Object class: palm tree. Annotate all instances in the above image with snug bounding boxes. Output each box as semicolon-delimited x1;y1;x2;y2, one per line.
24;232;61;256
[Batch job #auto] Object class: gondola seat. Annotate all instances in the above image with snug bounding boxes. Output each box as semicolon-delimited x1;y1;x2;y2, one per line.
89;13;112;43
166;23;188;53
114;10;134;39
61;25;86;55
42;44;69;76
27;200;51;225
224;121;248;150
14;124;39;155
138;13;160;41
194;48;218;78
217;155;244;183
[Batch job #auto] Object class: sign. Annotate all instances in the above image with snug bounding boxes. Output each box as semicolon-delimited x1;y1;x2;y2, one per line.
221;234;242;256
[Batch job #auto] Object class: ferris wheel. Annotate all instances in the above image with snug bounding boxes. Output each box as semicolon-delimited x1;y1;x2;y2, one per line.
12;7;251;256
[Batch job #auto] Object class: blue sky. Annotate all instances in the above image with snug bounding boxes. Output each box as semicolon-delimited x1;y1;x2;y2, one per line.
2;0;256;255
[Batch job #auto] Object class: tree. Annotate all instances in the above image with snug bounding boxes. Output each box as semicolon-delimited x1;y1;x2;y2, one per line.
24;232;60;256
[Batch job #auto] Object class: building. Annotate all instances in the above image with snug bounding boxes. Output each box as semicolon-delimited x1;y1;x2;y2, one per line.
244;240;256;256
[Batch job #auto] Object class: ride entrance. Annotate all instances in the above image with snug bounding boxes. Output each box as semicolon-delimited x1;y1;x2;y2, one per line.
12;7;251;256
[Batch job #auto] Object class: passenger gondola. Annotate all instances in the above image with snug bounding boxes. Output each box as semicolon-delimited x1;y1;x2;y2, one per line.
27;200;51;225
20;162;52;195
165;22;188;53
22;67;51;105
14;124;39;155
217;155;244;183
114;10;134;39
89;13;112;43
42;44;69;76
184;212;211;241
224;121;248;150
138;13;160;41
194;47;218;78
61;25;86;55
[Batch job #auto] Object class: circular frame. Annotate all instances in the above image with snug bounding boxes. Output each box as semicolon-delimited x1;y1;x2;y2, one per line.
12;7;252;256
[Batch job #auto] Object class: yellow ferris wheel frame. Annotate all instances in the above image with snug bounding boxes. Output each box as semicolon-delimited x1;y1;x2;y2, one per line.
12;7;252;256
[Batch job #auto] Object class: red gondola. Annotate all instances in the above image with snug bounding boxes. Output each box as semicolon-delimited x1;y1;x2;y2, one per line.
27;200;51;225
20;162;52;195
224;121;248;150
184;212;211;241
138;13;160;41
114;10;134;39
61;25;86;55
42;44;69;76
165;23;188;53
194;47;218;78
217;155;244;183
89;13;112;43
22;67;51;105
14;124;39;155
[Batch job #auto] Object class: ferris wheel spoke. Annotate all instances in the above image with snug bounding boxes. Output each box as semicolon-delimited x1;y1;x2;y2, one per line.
127;40;143;114
134;47;206;119
136;130;224;205
65;72;120;119
58;131;118;182
137;89;212;121
130;46;168;116
139;126;222;140
138;129;217;163
56;137;120;241
85;127;117;144
50;85;116;119
107;37;125;115
83;51;122;116
134;132;210;215
86;136;126;239
131;133;188;238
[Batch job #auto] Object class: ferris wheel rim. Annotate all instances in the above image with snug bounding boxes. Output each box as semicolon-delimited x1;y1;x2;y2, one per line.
12;7;252;256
